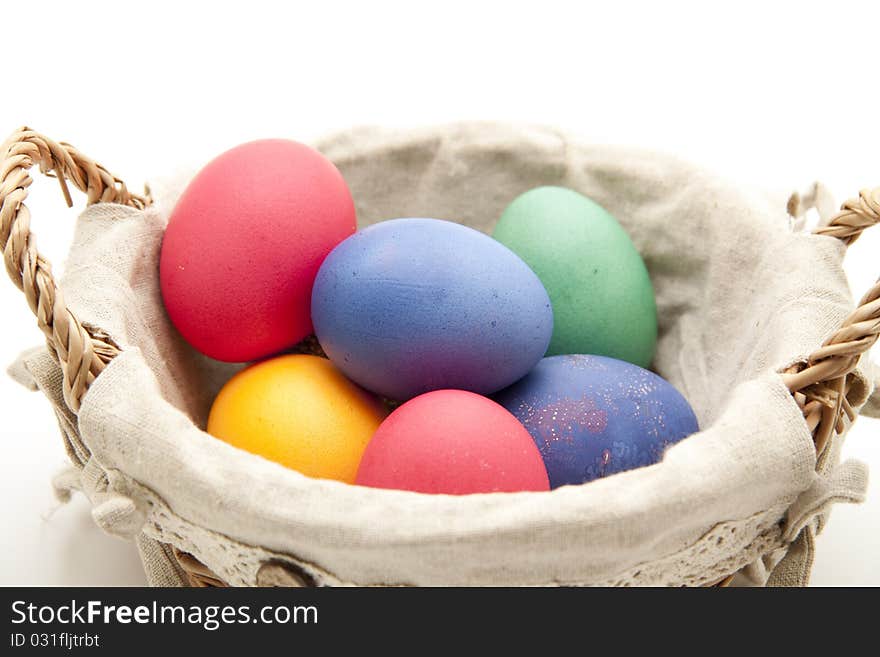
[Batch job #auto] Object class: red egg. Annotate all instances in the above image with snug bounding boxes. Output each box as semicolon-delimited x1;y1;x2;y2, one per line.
356;390;549;494
159;139;356;362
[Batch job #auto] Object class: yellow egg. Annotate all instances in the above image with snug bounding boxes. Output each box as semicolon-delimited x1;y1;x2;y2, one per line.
207;354;387;483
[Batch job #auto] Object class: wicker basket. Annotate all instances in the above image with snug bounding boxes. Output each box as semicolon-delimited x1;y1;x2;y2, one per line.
2;126;877;587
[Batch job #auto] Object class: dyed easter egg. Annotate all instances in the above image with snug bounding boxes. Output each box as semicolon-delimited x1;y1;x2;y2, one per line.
494;355;698;488
311;218;553;400
356;390;549;494
207;354;387;483
160;139;356;362
493;186;657;367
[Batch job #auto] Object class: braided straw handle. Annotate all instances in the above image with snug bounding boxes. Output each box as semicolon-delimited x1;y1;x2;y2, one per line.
1;125;877;451
782;188;880;455
0;127;149;412
2;127;875;589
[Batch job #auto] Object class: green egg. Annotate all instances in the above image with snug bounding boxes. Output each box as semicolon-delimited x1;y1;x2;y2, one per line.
493;186;657;367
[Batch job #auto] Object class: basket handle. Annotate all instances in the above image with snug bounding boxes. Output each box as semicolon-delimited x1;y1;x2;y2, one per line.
0;127;150;412
782;187;880;455
1;125;876;449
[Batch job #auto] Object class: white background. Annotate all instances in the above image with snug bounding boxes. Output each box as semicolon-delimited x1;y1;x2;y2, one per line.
0;0;877;585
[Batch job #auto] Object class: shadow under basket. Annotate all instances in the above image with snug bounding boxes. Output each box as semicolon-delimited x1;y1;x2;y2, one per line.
2;123;878;587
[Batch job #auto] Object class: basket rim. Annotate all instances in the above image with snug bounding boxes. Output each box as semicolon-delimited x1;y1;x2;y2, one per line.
3;123;877;587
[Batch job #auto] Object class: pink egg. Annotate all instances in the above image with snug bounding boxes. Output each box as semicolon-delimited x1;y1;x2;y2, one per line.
356;390;550;494
159;139;356;362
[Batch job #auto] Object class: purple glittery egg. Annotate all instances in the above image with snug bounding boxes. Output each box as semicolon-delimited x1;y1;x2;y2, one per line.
494;355;699;488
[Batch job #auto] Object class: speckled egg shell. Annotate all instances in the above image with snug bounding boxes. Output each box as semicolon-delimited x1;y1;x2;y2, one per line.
311;218;554;401
493;186;657;367
494;354;699;488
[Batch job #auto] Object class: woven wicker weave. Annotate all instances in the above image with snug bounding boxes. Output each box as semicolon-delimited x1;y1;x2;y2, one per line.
2;127;877;587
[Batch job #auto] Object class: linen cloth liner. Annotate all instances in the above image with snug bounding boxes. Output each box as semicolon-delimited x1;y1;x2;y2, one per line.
9;123;872;586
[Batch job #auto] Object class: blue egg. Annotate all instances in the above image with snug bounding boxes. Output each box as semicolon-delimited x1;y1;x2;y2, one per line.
311;218;554;400
494;355;699;488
